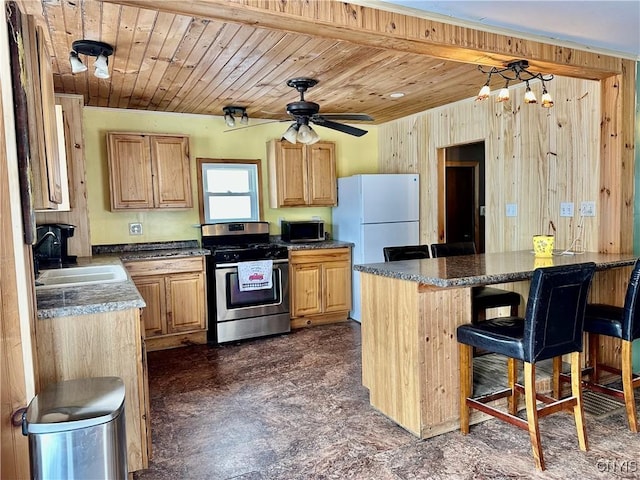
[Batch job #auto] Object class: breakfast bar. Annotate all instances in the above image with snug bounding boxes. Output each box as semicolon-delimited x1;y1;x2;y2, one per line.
354;250;638;438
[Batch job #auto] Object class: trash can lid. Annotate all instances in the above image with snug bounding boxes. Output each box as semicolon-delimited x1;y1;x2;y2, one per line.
24;377;125;434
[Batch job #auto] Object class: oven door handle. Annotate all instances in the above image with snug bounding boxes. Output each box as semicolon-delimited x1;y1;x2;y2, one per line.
215;258;289;269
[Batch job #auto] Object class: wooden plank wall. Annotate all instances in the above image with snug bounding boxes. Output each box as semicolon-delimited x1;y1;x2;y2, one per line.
379;76;601;254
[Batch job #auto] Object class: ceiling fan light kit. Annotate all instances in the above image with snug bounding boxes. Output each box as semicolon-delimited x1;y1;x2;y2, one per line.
70;40;114;79
281;78;373;144
476;60;554;108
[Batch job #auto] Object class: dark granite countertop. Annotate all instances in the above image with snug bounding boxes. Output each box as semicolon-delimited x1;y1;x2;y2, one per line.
93;240;209;261
354;250;638;288
271;238;353;250
36;241;208;319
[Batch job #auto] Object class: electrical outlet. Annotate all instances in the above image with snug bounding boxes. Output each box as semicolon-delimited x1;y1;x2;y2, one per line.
560;202;574;217
129;222;143;235
506;203;517;217
580;201;596;217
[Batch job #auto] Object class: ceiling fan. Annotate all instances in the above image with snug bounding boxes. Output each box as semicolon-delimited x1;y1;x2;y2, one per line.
281;77;373;144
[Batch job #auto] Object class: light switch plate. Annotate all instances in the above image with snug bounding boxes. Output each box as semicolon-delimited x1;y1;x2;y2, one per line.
580;201;596;217
560;202;574;217
129;222;143;235
506;204;517;217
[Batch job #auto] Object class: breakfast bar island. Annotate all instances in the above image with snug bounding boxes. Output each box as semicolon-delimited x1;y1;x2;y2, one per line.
354;251;637;438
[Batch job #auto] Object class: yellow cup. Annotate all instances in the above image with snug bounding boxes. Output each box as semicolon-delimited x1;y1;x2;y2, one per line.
533;235;554;257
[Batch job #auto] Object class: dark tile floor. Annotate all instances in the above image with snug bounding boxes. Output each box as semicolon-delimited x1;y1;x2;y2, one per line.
135;322;640;480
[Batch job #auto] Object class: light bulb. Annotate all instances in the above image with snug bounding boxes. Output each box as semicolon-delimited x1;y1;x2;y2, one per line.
476;84;490;101
297;124;320;144
497;87;510;102
541;89;554;108
94;66;110;79
94;53;108;70
224;113;235;127
69;52;87;73
93;54;109;78
240;112;249;125
524;84;537;104
283;124;298;143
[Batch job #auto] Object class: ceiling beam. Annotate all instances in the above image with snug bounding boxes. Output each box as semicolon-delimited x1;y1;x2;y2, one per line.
100;0;622;80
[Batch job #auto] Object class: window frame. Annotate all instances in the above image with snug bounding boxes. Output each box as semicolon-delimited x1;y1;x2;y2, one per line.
197;158;264;224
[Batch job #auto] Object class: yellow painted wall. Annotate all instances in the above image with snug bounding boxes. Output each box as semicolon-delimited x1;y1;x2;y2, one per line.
83;108;378;245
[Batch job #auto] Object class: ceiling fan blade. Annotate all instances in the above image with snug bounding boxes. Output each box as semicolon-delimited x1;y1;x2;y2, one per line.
314;113;374;122
223;119;288;132
312;118;368;137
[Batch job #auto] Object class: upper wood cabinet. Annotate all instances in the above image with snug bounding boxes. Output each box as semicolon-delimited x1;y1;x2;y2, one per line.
17;13;62;209
107;133;192;210
267;140;337;207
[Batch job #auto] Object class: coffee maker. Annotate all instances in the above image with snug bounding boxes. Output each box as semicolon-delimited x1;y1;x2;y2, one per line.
34;223;77;269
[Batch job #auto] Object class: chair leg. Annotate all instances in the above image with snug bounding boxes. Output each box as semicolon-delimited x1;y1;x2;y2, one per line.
588;333;600;383
510;304;519;316
621;340;638;433
552;356;562;399
459;343;473;434
508;357;518;415
570;351;589;451
524;362;545;470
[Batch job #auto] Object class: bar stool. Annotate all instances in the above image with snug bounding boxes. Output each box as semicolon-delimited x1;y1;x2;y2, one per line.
383;245;430;262
457;262;596;470
581;258;640;432
431;242;521;323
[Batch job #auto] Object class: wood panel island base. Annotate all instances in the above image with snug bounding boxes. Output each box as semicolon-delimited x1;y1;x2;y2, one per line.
356;251;637;439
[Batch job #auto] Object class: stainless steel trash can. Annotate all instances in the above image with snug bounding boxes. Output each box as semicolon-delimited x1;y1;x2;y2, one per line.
22;377;128;480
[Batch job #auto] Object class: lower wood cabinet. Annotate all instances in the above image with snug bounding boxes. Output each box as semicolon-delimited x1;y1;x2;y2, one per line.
125;256;207;350
289;247;351;328
35;308;151;473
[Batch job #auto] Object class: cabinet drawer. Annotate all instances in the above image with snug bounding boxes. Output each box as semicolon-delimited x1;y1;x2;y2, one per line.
124;256;204;276
290;248;350;265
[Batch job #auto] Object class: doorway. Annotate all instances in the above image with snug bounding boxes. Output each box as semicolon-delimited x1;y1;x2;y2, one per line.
437;142;486;252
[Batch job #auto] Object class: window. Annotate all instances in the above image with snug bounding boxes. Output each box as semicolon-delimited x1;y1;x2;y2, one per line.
198;159;262;224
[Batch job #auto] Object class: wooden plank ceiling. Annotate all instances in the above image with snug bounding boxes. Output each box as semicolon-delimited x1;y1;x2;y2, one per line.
20;0;530;124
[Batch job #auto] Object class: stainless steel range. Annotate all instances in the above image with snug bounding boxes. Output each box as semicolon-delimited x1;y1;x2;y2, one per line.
201;222;290;344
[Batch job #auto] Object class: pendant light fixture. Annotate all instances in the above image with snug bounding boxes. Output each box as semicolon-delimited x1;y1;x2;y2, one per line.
69;40;114;79
476;60;554;108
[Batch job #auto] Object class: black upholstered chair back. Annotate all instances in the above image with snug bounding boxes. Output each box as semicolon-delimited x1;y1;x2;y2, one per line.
522;263;596;363
383;245;430;262
430;241;476;258
622;258;640;341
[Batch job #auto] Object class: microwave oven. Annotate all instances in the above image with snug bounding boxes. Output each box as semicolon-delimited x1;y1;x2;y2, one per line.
281;220;325;243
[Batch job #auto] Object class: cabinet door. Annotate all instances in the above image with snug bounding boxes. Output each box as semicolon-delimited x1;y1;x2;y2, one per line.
133;276;166;337
290;263;322;317
307;142;337;206
22;14;61;209
165;272;206;333
150;136;193;208
322;261;352;312
275;141;308;206
107;134;154;210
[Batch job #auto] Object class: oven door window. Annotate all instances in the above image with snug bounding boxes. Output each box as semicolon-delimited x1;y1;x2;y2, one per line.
226;268;281;308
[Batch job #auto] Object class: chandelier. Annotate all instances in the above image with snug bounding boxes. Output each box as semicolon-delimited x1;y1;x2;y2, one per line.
476;60;554;108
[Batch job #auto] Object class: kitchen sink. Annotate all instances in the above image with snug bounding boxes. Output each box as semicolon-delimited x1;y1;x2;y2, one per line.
35;264;128;289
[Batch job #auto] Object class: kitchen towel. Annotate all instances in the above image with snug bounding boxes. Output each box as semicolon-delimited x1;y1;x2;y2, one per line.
238;260;273;291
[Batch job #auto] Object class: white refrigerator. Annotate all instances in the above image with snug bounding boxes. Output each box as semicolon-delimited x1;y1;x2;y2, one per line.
332;174;420;322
